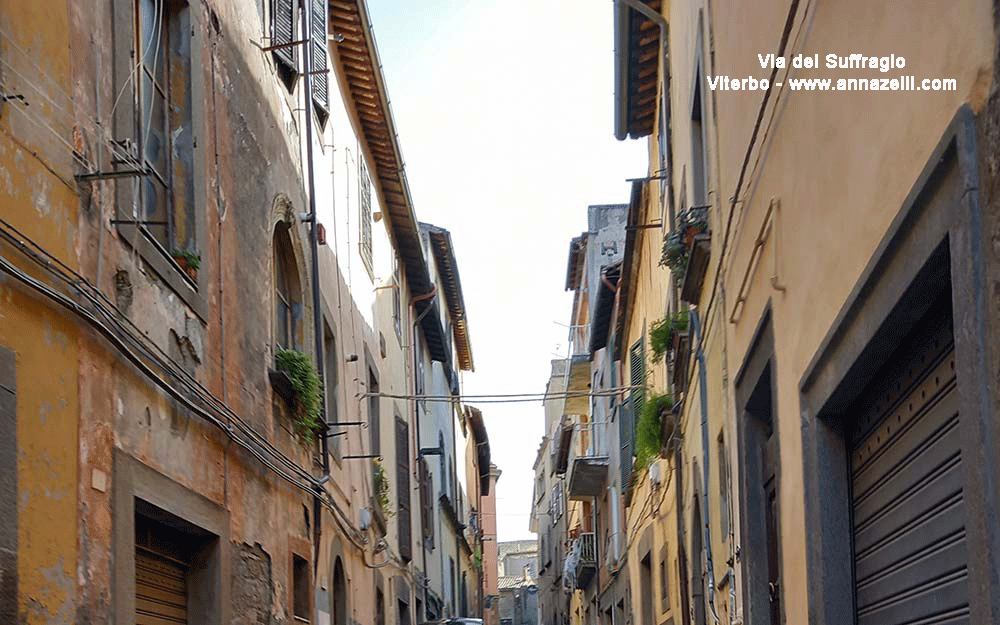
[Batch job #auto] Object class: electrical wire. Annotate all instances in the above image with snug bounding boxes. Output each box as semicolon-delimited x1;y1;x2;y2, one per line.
0;220;377;551
357;387;643;405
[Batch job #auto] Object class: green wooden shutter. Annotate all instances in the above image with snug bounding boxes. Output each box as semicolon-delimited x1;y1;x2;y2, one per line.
311;0;328;113
621;338;644;489
272;0;296;70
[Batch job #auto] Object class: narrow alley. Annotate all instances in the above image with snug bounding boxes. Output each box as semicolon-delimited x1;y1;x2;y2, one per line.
1;1;999;625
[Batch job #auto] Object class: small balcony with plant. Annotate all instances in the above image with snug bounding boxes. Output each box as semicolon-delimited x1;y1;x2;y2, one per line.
635;391;676;470
660;205;711;304
650;309;691;391
269;348;324;442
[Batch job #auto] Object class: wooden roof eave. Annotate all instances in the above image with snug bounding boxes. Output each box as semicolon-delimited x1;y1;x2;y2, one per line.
330;0;449;362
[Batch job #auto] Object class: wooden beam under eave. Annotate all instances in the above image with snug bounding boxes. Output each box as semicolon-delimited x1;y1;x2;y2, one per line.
639;32;658;47
635;92;656;107
338;48;368;64
339;57;371;72
330;10;358;24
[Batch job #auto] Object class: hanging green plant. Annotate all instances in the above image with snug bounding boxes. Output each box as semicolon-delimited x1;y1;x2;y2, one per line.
660;228;688;272
274;348;323;441
649;310;690;364
373;459;394;518
635;391;674;468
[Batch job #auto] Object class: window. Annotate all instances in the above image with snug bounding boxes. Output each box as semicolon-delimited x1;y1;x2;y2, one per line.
273;222;302;350
691;59;708;208
271;0;298;90
324;323;340;455
640;552;653;625
419;456;435;549
449;557;456;614
659;545;670;612
718;430;730;540
375;587;385;625
392;259;402;341
368;368;380;459
359;159;373;277
396;416;412;562
136;0;194;264
292;553;310;621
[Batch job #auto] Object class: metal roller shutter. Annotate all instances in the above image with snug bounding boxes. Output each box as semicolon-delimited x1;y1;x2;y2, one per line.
136;547;188;625
851;317;967;625
135;515;190;625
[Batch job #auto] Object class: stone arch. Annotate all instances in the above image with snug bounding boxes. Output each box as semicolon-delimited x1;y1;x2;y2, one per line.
269;194;313;355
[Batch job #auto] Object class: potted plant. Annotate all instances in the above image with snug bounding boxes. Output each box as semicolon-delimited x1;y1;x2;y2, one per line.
660;228;688;272
272;348;323;441
171;249;201;281
649;310;690;364
650;317;674;364
373;458;393;518
680;206;709;247
635;391;674;468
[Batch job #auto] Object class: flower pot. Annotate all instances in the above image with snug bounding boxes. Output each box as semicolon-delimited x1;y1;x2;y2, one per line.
185;265;198;281
172;254;189;272
683;225;703;248
268;368;296;405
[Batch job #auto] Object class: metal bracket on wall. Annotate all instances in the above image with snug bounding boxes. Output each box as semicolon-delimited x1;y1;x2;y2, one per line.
253;38;309;53
76;168;150;182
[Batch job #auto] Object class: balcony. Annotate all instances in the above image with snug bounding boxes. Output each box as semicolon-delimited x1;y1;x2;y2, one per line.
567;454;609;500
573;533;597;590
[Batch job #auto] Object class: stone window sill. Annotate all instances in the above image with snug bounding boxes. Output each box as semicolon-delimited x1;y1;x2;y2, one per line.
116;222;208;321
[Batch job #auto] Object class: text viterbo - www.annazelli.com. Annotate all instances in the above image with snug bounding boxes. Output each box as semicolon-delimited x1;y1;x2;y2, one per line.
708;53;957;91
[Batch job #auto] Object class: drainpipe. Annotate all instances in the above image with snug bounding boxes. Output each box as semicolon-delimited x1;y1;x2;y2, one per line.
691;309;719;624
300;0;329;478
412;285;438;620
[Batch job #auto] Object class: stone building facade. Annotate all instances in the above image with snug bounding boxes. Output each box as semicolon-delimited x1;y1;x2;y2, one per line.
0;0;492;624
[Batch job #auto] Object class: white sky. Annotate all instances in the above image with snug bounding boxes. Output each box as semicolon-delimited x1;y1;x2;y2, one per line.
365;0;647;541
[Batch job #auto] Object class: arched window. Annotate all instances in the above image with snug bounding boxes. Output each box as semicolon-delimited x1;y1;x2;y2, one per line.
273;222;302;350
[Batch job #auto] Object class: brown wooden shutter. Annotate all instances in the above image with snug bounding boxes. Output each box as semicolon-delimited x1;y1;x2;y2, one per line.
310;0;328;112
396;417;412;562
272;0;296;70
418;457;434;549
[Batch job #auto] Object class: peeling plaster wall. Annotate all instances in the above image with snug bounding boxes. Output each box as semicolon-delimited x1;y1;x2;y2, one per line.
0;1;81;623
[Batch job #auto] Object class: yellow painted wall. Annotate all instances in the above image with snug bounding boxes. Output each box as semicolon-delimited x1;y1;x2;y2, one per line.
0;1;80;622
656;0;996;623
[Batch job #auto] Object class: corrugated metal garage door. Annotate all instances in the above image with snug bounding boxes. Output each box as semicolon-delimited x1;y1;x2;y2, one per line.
851;318;967;625
135;517;189;625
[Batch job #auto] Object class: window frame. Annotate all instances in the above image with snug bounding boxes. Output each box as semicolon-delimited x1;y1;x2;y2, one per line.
359;158;374;278
111;0;206;320
273;221;303;351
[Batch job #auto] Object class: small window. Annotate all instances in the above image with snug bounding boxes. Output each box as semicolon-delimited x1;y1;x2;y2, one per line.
718;430;730;540
324;323;340;454
659;545;670;612
273;222;302;350
292;554;310;621
375;587;385;625
392;259;402;341
359;159;373;278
